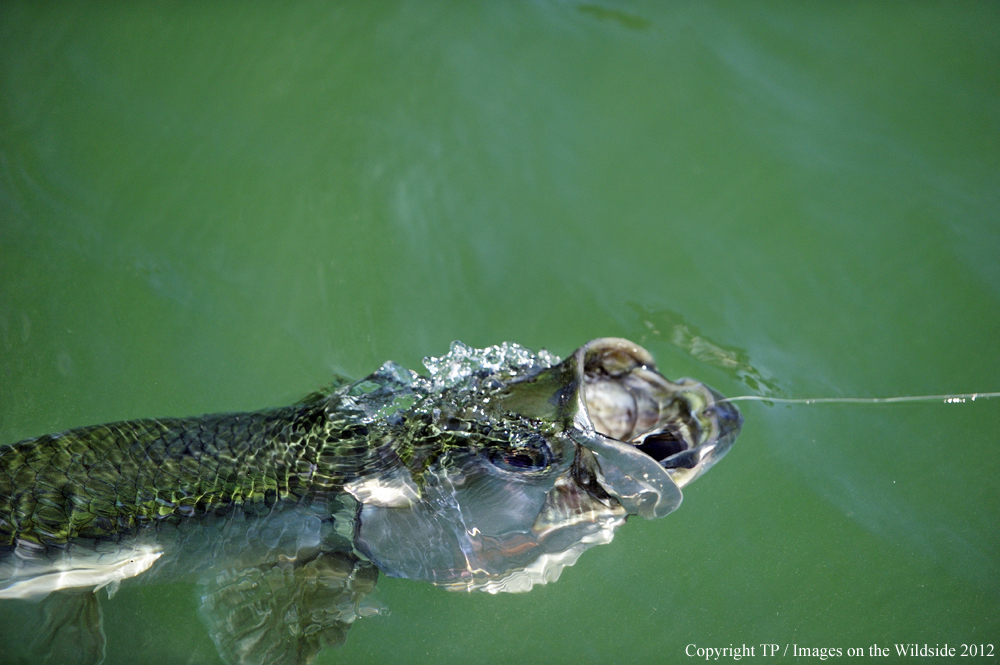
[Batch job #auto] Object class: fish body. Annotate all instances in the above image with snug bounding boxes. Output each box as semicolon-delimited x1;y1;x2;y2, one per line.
0;338;742;664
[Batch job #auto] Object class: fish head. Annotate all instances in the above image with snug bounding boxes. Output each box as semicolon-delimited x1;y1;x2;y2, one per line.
344;338;742;593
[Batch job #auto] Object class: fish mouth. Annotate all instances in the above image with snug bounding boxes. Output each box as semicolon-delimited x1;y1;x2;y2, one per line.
575;337;743;490
499;337;742;519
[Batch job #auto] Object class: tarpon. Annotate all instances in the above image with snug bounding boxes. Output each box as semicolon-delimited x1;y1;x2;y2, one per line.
0;338;742;664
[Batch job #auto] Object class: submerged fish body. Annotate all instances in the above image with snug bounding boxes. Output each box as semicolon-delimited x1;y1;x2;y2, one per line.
0;338;742;664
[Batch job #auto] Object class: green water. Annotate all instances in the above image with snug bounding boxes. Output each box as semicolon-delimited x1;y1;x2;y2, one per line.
1;2;997;663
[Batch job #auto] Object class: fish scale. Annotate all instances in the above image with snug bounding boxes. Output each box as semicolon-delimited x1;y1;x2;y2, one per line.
0;404;372;555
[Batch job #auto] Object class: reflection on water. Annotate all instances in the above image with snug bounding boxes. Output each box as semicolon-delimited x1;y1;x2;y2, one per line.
630;302;781;396
576;4;651;31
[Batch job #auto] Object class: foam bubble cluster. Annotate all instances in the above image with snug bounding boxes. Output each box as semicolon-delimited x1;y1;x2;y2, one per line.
422;341;560;391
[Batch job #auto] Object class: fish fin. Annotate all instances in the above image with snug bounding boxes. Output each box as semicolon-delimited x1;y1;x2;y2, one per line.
13;590;107;665
198;552;379;665
99;579;121;600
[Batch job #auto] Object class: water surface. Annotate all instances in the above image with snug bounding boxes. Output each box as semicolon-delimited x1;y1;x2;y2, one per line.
1;2;997;663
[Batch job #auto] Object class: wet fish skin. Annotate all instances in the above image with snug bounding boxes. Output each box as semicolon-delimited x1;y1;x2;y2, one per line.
0;402;370;558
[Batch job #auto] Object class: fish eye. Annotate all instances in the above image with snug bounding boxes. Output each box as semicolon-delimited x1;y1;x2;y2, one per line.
487;439;552;472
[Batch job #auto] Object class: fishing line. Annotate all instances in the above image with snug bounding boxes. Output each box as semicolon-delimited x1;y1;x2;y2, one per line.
718;392;1000;406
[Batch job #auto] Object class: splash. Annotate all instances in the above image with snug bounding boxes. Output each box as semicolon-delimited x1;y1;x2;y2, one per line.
338;342;561;425
421;341;560;391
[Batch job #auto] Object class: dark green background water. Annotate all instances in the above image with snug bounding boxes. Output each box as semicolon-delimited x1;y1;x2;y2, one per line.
1;2;998;663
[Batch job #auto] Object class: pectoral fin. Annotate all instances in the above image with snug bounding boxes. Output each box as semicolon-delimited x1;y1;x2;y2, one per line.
198;553;379;665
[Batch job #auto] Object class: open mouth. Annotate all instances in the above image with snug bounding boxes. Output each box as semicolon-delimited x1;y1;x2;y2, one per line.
577;338;743;489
